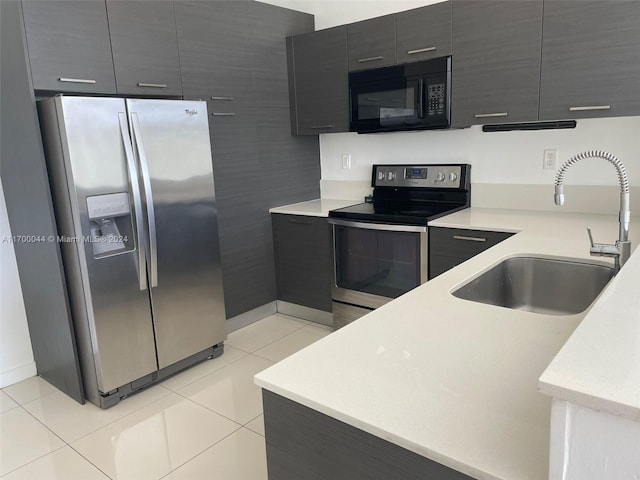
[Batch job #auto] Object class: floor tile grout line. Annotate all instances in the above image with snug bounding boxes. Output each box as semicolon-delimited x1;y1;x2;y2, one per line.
64;387;176;445
225;317;310;354
160;349;251;393
2;383;59;406
0;441;68;478
231;320;317;356
166;382;256;427
156;423;245;480
65;443;115;480
250;325;331;360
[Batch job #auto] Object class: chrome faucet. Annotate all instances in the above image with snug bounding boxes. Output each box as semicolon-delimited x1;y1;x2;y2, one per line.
554;150;631;273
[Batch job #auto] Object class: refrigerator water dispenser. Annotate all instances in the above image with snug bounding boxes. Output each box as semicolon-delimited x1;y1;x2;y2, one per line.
86;192;134;257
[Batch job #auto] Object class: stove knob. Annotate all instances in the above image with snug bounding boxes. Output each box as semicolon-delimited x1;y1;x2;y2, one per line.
449;172;458;182
435;172;446;182
378;171;385;181
387;171;396;181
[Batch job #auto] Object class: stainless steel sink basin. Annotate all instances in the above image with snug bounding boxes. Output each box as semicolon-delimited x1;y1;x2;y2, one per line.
452;256;615;315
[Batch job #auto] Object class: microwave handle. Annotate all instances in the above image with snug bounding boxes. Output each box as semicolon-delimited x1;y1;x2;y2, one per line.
417;79;426;119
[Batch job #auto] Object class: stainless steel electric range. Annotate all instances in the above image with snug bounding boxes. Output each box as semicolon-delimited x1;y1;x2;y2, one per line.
328;164;471;329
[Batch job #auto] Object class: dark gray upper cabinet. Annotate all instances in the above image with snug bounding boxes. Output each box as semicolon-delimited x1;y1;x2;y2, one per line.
248;2;314;108
106;1;182;96
21;1;116;93
288;26;349;135
539;0;640;121
347;16;396;71
175;1;254;102
396;2;452;64
451;0;543;127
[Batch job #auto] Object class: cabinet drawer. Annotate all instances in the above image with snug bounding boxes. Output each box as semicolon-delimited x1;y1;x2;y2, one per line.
429;227;513;279
430;227;513;259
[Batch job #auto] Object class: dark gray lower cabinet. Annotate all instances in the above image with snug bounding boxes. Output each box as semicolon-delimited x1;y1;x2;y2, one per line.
272;214;332;312
263;390;476;480
429;227;513;279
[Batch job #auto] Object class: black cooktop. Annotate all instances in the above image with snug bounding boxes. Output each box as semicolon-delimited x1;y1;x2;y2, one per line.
329;201;468;226
328;164;471;226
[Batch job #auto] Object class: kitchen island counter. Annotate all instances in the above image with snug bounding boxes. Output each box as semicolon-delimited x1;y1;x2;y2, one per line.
255;207;640;480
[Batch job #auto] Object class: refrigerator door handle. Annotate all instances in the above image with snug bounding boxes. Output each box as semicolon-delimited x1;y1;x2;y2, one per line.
130;113;158;288
118;113;147;291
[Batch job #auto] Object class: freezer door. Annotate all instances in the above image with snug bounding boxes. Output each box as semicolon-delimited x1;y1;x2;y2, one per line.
52;96;158;393
126;99;227;368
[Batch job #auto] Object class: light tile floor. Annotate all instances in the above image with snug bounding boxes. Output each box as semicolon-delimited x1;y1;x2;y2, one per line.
0;314;332;480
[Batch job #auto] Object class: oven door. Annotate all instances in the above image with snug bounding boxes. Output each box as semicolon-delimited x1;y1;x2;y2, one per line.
329;219;428;311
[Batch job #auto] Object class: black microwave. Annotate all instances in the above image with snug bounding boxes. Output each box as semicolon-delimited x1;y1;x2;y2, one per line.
349;56;451;134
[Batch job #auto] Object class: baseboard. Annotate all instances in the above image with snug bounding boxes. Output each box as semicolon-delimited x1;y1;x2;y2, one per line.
277;300;333;327
0;361;37;388
226;301;277;333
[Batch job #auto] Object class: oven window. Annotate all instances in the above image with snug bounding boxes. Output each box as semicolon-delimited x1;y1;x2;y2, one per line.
334;225;421;298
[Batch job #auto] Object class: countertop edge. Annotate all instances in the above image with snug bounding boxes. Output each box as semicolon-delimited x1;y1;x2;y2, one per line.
254;376;500;480
268;198;359;218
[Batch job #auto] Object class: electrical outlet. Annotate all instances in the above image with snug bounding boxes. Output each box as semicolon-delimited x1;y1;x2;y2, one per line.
342;154;352;170
543;149;558;170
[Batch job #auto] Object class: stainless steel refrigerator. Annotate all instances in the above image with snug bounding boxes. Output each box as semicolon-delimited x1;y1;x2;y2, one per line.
38;96;226;408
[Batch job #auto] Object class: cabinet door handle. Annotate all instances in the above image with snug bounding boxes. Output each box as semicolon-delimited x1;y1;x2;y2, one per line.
311;125;333;129
58;77;96;84
290;218;313;225
210;96;235;101
474;112;508;118
407;46;436;55
357;55;383;63
569;105;611;112
137;83;167;88
453;235;487;242
211;112;236;116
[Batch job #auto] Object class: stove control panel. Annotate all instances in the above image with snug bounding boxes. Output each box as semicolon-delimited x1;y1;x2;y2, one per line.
373;165;465;188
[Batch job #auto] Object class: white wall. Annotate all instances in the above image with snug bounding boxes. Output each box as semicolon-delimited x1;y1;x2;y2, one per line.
262;0;443;30
0;183;36;387
320;117;640;185
260;0;640;188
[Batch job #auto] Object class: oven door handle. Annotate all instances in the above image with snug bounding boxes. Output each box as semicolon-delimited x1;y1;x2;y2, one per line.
328;218;428;233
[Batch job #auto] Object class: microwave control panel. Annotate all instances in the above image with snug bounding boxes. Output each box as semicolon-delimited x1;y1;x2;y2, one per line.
427;83;446;116
373;165;464;188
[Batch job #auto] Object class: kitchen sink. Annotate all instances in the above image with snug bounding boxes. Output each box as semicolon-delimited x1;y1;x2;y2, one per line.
452;256;615;315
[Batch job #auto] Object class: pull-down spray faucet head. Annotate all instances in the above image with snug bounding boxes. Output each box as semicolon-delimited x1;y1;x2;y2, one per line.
553;150;631;271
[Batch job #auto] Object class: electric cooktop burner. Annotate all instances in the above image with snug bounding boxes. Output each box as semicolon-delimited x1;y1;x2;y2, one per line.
328;164;471;226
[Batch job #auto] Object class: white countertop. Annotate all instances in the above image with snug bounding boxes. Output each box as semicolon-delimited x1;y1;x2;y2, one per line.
255;207;640;480
268;198;359;217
